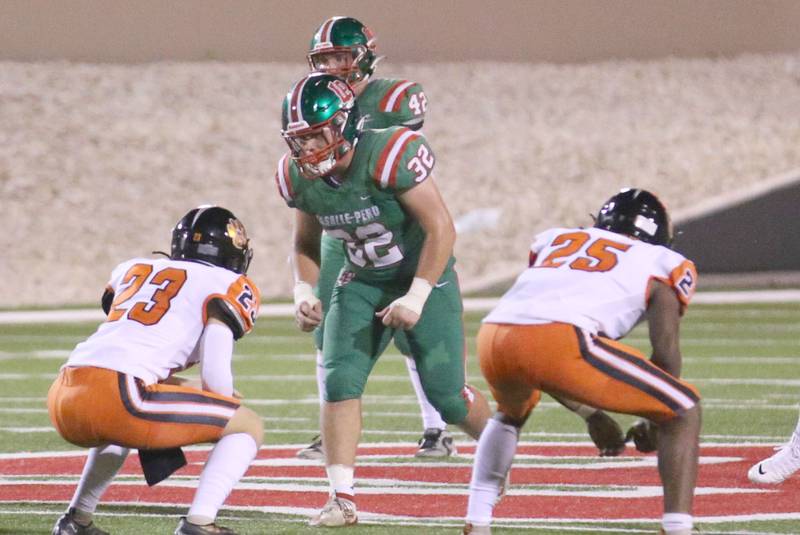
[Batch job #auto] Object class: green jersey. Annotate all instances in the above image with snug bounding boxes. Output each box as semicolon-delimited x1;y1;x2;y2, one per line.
357;78;427;130
276;126;442;282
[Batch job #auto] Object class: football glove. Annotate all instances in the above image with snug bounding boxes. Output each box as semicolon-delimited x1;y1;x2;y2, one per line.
586;411;626;457
625;419;659;453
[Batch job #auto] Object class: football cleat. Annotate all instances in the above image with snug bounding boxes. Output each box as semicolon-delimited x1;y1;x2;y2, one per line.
748;438;800;484
462;522;492;534
415;428;457;458
51;508;109;535
174;517;237;534
309;493;358;527
296;434;325;460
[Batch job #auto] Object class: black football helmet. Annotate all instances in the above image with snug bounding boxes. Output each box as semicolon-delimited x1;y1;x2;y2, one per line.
594;188;672;247
170;206;253;274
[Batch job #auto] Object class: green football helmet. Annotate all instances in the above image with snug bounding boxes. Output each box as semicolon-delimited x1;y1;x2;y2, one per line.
281;73;362;179
307;16;380;84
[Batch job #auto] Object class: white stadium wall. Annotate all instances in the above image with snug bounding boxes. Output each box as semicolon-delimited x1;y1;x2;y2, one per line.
1;2;800;307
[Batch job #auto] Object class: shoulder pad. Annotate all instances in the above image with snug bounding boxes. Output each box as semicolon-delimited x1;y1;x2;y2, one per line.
204;275;261;340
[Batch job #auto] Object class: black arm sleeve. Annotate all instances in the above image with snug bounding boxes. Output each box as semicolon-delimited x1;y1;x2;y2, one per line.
206;297;246;340
101;288;115;315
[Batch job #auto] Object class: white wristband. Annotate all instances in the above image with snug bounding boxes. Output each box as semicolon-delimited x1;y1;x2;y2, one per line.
391;277;433;316
293;281;320;309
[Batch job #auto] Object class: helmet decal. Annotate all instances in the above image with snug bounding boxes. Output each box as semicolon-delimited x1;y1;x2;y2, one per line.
226;218;249;250
327;79;354;106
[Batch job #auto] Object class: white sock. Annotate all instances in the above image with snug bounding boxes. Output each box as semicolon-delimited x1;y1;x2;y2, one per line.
405;356;446;430
466;418;519;526
69;444;129;517
662;513;692;534
188;433;257;522
326;464;355;498
316;348;326;407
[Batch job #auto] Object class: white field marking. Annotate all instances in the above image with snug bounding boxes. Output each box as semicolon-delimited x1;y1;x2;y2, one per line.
0;427;53;433
0;398;800;414
0;506;795;535
0;396;788;409
0;440;782;461
684;323;800;332
695;378;800;386
3;372;800;388
0;505;796;533
683;356;800;364
1;290;799;325
687;308;800;318
626;337;800;347
0;477;770;499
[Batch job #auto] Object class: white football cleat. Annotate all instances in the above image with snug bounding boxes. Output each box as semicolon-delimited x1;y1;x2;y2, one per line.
296;435;324;460
308;494;358;527
748;436;800;484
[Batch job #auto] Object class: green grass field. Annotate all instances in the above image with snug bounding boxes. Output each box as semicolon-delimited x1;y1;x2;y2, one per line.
1;302;799;534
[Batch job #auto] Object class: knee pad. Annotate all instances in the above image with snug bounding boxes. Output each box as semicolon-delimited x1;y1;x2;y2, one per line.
427;387;469;425
323;363;368;402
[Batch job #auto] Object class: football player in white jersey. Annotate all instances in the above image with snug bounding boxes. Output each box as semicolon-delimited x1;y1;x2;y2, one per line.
463;189;702;535
48;206;262;535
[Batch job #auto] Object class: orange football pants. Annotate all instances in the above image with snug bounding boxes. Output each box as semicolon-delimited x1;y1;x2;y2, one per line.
47;366;240;449
477;322;700;423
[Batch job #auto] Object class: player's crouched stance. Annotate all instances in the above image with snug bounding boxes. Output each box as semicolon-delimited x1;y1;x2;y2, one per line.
47;206;262;535
463;189;702;535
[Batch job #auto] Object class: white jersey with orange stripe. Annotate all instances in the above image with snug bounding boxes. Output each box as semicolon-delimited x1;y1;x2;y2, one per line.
67;257;260;385
483;227;697;339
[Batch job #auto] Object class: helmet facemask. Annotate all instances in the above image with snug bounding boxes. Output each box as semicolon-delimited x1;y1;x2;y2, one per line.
283;110;354;179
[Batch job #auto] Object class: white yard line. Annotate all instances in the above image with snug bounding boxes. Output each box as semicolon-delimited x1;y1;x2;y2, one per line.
1;290;799;324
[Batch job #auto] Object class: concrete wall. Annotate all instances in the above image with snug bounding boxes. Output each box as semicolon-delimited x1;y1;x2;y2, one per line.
2;0;800;63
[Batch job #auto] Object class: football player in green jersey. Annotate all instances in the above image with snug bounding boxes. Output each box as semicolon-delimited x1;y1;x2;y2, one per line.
296;16;453;462
276;72;492;527
295;16;627;465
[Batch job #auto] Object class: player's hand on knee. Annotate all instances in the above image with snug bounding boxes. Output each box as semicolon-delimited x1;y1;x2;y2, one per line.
625;418;659;453
296;301;322;331
376;301;420;330
376;278;431;330
586;411;626;457
293;282;322;332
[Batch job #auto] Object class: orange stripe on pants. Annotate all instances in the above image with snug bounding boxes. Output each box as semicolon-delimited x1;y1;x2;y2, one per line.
47;366;238;449
477;322;699;423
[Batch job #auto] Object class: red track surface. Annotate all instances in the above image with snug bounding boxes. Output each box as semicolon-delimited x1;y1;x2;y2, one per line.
1;444;797;520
